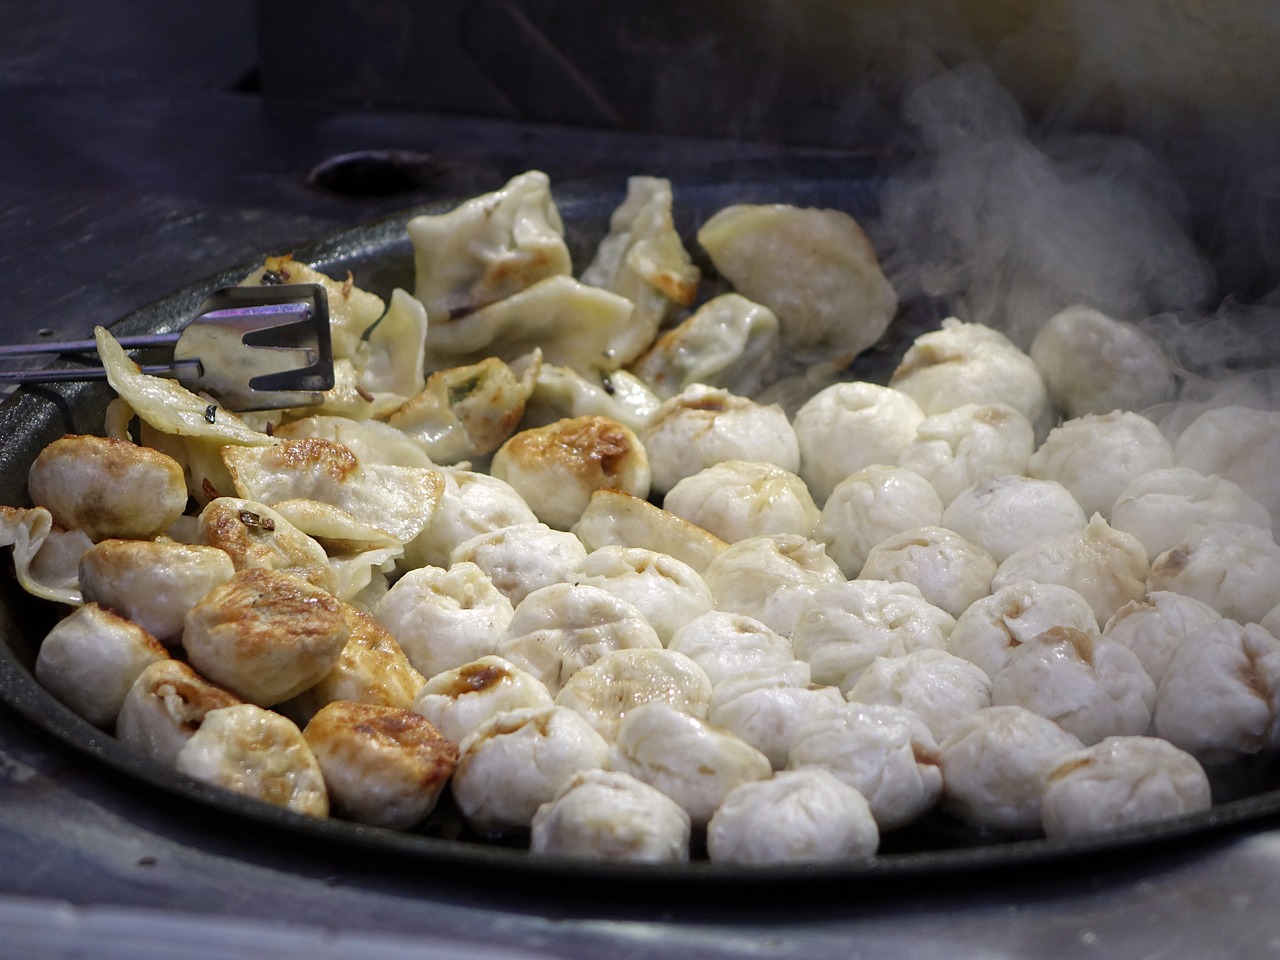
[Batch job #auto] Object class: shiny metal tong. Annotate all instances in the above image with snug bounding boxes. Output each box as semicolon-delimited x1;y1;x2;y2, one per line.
0;283;335;411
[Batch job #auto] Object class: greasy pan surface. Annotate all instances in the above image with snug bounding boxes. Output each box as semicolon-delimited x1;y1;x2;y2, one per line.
3;176;1280;886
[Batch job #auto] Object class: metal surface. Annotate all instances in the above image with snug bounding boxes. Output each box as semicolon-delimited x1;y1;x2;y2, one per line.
4;1;1280;957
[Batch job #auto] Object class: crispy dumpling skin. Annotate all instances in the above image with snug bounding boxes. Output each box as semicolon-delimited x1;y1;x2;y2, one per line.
303;701;458;829
491;416;650;531
116;659;242;765
197;497;337;594
28;434;187;542
175;703;329;817
281;608;426;724
181;568;350;707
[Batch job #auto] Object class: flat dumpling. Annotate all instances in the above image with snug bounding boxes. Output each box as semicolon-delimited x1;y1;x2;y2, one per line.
421;275;636;375
522;364;661;433
385;354;539;466
696;204;898;374
629;293;780;400
579;175;699;361
222;438;444;545
409;169;571;319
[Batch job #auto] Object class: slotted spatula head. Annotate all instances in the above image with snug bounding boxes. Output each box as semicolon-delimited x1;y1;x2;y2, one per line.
173;283;335;411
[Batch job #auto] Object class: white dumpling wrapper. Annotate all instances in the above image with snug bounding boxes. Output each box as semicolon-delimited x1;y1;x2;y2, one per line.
816;465;944;578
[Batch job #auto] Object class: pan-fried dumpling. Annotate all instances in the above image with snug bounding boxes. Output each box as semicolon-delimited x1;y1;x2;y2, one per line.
572;489;728;576
641;385;799;496
992;515;1148;627
175;703;328;817
496;582;661;694
35;602;169;727
274;416;434;468
356;288;427;401
96;328;275;447
412;655;553;745
449;522;587;606
553;647;713;741
707;663;845;769
786;702;942;830
1174;405;1280;538
1040;736;1210;838
858;526;996;619
385;353;539;465
668;611;794;688
707;767;879;864
1111;467;1271;559
816;465;944;578
303;701;457;829
792;382;924;504
0;506;85;605
663;460;820;543
580;176;699;361
610;702;771;827
628;293;779;400
948;580;1100;680
491;416;650;530
942;475;1087;564
115;659;242;765
1147;522;1280;626
1103;591;1235;687
522;364;661;433
280;608;425;724
374;562;514;678
1026;411;1174;520
197;497;336;594
572;545;713;645
891;319;1051;438
28;435;187;542
791;580;953;693
938;705;1083;834
423;275;636;375
1029;305;1175;419
702;534;844;637
1153;622;1280;764
181;568;350;706
845;648;992;744
530;768;691;862
403;468;538;571
451;704;610;834
989;626;1155;746
222;438;444;545
408;169;571;319
79;540;236;642
697;204;898;374
897;403;1036;506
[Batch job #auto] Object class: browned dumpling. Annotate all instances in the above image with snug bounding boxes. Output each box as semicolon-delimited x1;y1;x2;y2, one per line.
281;608;426;724
303;701;459;829
175;704;329;817
79;539;236;642
197;497;336;594
181;568;350;706
28;434;187;542
115;659;242;765
35;602;169;727
490;416;650;530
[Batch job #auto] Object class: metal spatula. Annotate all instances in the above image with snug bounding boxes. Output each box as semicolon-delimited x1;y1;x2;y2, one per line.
0;283;335;411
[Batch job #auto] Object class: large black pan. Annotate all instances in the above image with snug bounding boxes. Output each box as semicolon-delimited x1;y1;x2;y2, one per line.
3;175;1279;887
